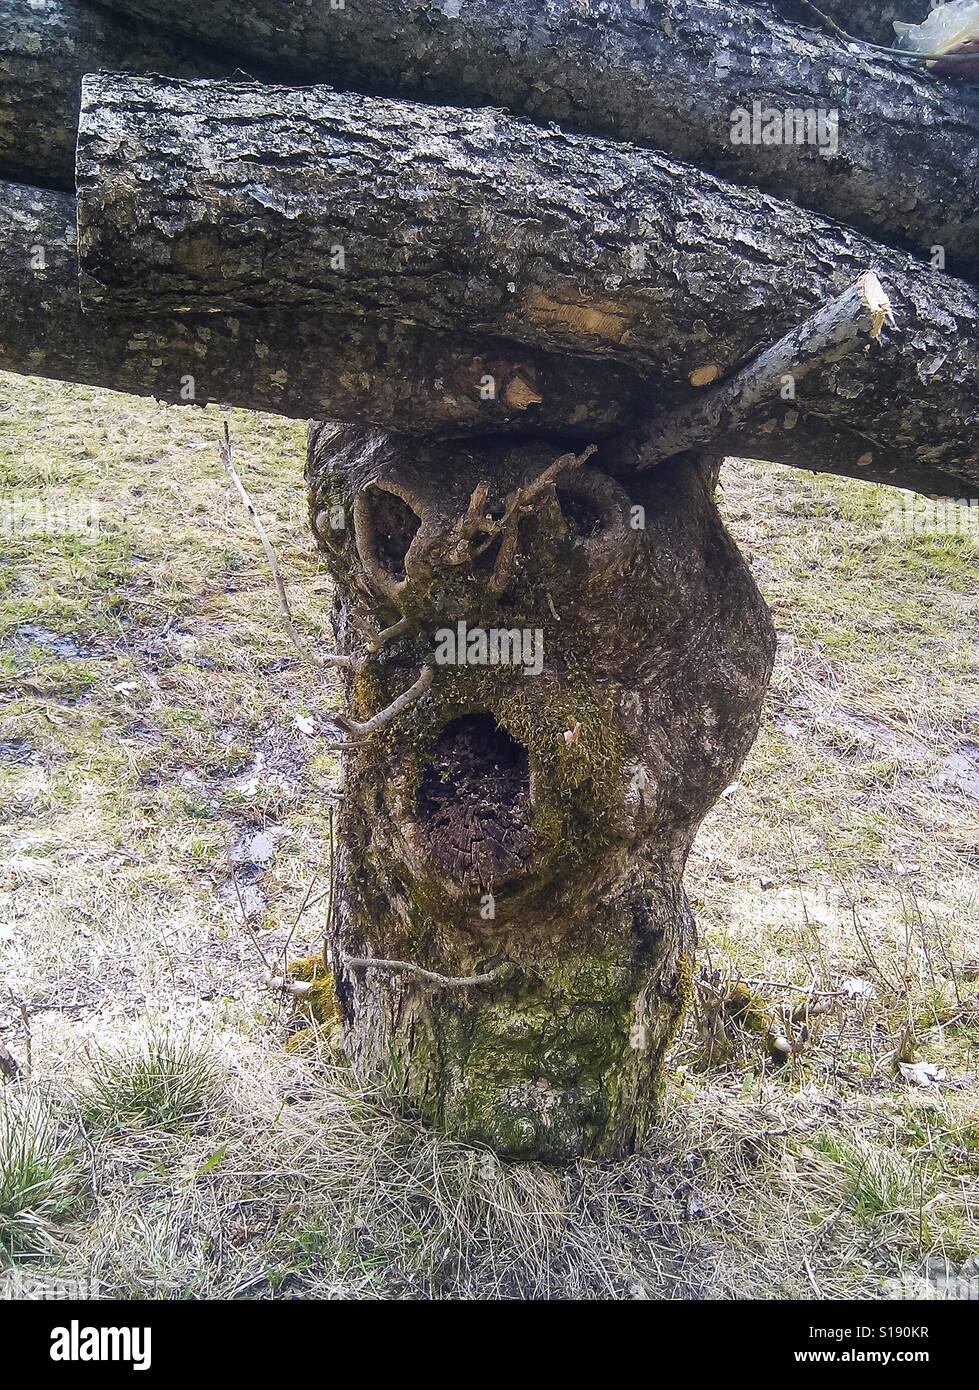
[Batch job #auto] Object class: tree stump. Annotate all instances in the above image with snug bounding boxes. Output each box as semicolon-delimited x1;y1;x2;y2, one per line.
306;423;775;1160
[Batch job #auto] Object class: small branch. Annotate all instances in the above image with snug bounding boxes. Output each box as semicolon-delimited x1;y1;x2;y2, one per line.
447;481;492;563
469;443;597;559
366;616;411;653
488;515;520;594
218;421;359;671
332;663;435;742
264;972;313;998
637;274;895;472
344;956;513;989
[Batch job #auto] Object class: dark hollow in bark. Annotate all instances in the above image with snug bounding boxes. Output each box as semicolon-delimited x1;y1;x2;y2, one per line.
77;75;979;493
0;181;639;439
0;0;232;189
417;712;532;888
95;0;979;281
305;423;775;1160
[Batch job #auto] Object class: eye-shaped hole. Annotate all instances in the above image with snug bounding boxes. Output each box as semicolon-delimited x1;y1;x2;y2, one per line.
556;486;604;539
551;468;634;563
369;489;421;582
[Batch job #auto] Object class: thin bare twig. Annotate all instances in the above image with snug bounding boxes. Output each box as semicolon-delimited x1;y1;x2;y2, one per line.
218;421;358;672
332;663;435;743
469;443;597;559
795;0;979;61
344;956;513;989
366;616;411;653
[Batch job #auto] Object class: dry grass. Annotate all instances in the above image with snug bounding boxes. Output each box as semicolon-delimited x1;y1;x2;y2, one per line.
0;371;976;1299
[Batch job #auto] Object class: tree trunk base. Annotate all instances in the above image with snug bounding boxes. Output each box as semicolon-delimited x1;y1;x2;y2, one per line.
306;425;774;1161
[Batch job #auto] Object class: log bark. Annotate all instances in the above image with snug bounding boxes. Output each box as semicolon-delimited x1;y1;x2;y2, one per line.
0;0;232;190
4;182;962;498
0;181;639;438
94;0;979;282
305;422;775;1160
77;76;979;493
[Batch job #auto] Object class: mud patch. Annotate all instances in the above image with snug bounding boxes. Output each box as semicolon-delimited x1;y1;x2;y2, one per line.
932;742;979;801
235;722;311;796
7;624;95;660
0;738;37;766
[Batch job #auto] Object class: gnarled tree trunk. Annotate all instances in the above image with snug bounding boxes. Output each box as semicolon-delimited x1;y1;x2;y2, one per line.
305;423;774;1160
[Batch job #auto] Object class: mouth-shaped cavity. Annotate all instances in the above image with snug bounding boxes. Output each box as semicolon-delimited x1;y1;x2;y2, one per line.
417;712;531;890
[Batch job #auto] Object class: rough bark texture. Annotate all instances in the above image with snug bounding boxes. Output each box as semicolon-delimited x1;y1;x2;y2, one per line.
0;0;231;189
77;76;979;492
305;423;775;1160
3;184;963;498
94;0;979;282
0;181;639;438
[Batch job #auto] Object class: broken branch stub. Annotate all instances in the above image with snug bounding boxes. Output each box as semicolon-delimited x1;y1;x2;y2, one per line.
637;274;896;471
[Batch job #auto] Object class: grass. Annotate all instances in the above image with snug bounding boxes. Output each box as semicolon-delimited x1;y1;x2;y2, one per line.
0;1088;84;1264
80;1032;221;1133
0;370;977;1298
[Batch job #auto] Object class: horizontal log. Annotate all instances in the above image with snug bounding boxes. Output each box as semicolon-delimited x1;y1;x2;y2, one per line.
3;189;966;499
0;0;232;189
94;0;979;282
0;181;639;438
77;76;979;492
706;415;979;501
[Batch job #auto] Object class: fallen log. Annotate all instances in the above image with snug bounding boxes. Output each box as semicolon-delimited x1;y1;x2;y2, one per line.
0;181;639;438
0;0;231;189
93;0;979;282
77;76;979;492
4;184;964;499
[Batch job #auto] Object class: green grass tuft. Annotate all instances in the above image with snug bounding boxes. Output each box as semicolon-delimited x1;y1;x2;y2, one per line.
80;1033;221;1134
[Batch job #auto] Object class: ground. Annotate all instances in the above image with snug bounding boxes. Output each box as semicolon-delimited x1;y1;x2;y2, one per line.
0;371;976;1300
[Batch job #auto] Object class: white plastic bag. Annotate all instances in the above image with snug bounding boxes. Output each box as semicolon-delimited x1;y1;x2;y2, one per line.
894;0;979;54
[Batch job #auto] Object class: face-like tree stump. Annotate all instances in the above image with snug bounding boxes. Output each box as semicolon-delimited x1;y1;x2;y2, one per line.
306;424;774;1161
